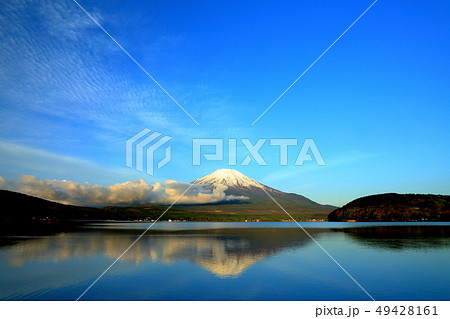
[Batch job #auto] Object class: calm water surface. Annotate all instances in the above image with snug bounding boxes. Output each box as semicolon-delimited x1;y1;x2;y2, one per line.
0;222;449;300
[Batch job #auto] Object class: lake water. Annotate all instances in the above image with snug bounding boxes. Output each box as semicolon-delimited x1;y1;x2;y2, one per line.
0;222;449;301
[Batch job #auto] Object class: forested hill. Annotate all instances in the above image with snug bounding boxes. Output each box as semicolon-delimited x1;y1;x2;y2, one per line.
0;189;98;223
328;193;450;222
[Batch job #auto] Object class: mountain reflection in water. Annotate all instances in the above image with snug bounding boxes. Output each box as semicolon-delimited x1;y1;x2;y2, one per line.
337;226;450;250
2;228;328;278
3;225;450;279
1;223;450;301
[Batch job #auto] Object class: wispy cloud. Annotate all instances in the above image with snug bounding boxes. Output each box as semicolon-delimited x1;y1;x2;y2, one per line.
0;0;250;183
0;0;189;143
0;141;123;183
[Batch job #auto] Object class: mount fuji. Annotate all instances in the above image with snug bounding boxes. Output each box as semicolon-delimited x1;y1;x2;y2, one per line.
190;169;336;218
0;169;336;224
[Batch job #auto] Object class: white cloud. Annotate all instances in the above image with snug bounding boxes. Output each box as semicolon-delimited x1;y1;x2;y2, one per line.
1;175;248;207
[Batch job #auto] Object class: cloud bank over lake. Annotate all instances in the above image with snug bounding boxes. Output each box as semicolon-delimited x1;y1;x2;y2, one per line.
0;175;247;207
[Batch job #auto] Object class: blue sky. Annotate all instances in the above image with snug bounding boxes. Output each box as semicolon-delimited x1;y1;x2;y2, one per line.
0;0;449;206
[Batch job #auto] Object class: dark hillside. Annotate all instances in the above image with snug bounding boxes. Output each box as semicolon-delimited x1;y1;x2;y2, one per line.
328;193;450;221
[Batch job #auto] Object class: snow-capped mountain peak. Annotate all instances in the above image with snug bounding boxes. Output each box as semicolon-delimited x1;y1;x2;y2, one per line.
195;169;264;189
192;168;333;211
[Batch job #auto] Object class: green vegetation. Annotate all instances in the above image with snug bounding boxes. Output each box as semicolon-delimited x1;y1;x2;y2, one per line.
328;193;450;222
0;190;328;233
100;205;326;222
5;190;449;226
